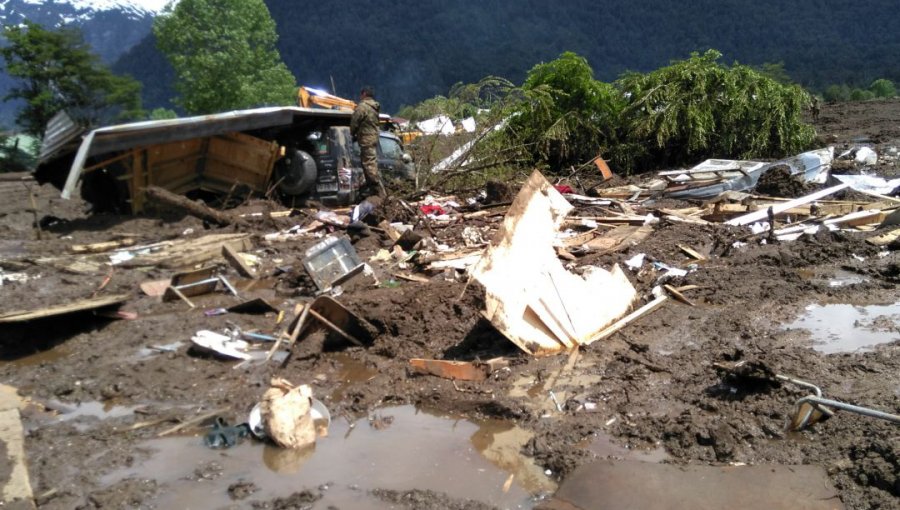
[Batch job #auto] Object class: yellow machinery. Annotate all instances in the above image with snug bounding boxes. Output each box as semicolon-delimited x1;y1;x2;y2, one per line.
297;86;422;145
297;86;357;111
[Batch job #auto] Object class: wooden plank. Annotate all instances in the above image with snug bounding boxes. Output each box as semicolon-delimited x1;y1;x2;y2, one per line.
664;284;696;306
823;209;886;228
658;209;711;225
559;229;598;248
593;155;613;181
70;238;135;254
409;358;508;381
0;386;34;508
0;294;129;323
307;309;365;347
222;244;256;278
726;183;851;226
392;272;430;283
130;148;144;213
866;227;900;246
584;225;653;255
678;244;706;261
120;233;252;269
583;296;668;345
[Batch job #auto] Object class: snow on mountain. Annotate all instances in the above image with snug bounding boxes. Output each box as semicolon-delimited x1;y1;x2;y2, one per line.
0;0;170;125
40;0;171;14
0;0;164;60
0;0;171;22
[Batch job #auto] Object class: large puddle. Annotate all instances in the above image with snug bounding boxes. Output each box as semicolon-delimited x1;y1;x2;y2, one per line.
101;405;555;509
784;303;900;354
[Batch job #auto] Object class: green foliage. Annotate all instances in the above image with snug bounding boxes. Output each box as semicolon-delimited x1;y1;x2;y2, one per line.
823;84;851;103
869;78;896;98
397;76;516;121
149;108;178;120
822;79;895;103
406;49;818;177
153;0;296;114
850;88;875;101
0;132;37;172
396;96;472;121
502;52;624;169
617;50;815;169
1;21;144;137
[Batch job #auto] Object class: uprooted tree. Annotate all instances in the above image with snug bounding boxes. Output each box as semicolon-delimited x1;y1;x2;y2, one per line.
500;51;625;171
616;49;816;170
0;21;144;137
153;0;297;115
409;49;817;180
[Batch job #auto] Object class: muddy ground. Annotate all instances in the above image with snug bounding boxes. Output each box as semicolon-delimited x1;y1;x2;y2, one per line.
0;100;898;510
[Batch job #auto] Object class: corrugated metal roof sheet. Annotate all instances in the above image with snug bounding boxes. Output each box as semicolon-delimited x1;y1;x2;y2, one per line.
39;111;85;162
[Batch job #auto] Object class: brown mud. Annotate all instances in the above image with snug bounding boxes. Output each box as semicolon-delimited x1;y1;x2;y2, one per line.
0;100;898;510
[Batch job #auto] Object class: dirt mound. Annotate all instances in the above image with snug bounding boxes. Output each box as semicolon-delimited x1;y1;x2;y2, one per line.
754;164;817;198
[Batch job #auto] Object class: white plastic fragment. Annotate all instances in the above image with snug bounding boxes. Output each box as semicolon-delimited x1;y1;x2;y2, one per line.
625;253;646;271
854;147;878;165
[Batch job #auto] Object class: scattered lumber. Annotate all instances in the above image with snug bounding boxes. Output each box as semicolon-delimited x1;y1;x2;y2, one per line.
726;183;851;226
867;227;900;246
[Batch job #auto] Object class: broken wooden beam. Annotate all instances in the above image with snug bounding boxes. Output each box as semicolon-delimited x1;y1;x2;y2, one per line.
307;308;365;347
70;238;135;254
678;244;706;261
409;358;509;381
663;284;696;306
0;294;130;324
726;183;851;226
0;386;34;508
222;244;256;278
867;227;900;247
145;186;248;227
584;295;669;345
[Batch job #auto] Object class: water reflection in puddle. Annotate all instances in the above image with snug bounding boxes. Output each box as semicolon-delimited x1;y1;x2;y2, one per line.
102;405;554;509
45;400;139;430
1;343;72;367
327;354;378;401
827;269;869;288
784;303;900;354
578;433;670;463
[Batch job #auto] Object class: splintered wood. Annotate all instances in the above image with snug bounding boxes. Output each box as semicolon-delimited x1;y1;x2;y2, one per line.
470;171;638;356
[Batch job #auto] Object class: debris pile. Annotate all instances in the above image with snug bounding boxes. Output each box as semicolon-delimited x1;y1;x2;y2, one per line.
2;120;899;508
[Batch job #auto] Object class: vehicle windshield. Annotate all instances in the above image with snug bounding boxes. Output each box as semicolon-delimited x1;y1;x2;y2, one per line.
379;136;403;159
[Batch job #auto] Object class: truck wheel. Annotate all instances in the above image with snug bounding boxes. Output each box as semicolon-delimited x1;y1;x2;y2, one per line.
276;149;317;196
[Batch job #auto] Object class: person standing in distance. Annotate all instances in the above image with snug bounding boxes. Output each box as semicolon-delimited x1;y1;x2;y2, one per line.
350;86;386;198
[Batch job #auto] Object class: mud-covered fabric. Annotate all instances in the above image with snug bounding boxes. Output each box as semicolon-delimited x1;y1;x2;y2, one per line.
360;143;380;189
352;97;383;195
351;97;380;144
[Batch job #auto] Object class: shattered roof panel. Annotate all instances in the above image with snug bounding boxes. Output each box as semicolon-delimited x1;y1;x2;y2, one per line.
57;106;352;200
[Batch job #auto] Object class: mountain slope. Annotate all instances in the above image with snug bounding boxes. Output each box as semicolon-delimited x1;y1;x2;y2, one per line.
6;0;900;128
267;0;900;112
0;0;164;127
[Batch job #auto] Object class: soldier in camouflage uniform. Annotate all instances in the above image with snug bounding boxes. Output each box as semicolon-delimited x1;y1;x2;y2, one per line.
350;86;386;198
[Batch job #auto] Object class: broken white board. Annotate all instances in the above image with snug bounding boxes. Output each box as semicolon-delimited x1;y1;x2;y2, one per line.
470;171;637;356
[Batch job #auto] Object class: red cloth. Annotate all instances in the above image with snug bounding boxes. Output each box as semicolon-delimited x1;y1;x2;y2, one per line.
554;184;574;194
420;204;447;216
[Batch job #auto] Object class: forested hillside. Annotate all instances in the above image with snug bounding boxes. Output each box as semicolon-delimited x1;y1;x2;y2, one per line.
110;0;900;114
